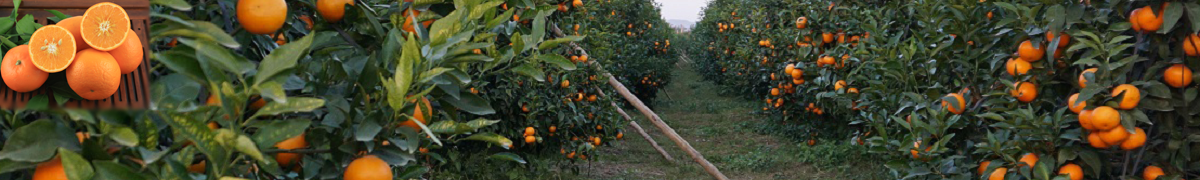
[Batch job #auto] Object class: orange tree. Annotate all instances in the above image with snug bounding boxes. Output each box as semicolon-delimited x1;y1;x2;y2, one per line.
690;0;1200;179
0;0;672;179
554;0;678;105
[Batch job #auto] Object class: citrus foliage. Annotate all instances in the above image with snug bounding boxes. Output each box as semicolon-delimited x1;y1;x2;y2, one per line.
690;0;1200;179
0;0;672;179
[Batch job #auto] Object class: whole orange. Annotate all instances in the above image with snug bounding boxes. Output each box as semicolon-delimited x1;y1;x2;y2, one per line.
1010;82;1037;103
1087;132;1110;148
1098;126;1130;145
2;45;48;92
1185;34;1200;56
1135;5;1165;32
274;133;308;166
108;30;143;74
33;158;67;180
400;97;432;130
1045;31;1070;47
236;0;287;34
988;167;1007;180
1142;166;1164;180
1059;163;1084;180
1119;127;1146;150
1018;40;1044;62
1067;93;1086;114
1078;68;1097;88
1090;106;1121;130
943;93;966;114
1163;64;1192;88
1018;153;1038;168
1111;84;1140;109
1006;58;1031;76
1079;109;1096;130
317;0;355;23
344;155;392;180
66;49;121;100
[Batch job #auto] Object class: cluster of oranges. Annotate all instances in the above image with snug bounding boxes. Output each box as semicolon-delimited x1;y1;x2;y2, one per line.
2;2;141;101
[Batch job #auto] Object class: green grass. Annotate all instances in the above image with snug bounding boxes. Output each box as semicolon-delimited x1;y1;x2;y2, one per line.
554;58;887;180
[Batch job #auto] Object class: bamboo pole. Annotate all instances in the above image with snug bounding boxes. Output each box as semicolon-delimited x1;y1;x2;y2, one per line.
551;23;729;180
595;87;674;162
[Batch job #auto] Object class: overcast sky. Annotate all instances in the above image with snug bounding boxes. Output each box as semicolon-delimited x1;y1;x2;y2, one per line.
655;0;710;22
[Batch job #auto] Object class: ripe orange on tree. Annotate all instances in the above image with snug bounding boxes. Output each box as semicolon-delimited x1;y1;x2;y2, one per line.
1185;34;1200;56
344;155;392;180
524;127;535;136
1018;40;1044;62
1111;84;1140;110
1059;163;1084;180
1132;4;1165;32
1078;68;1098;88
1142;166;1164;180
834;80;847;91
1088;132;1111;148
317;0;355;23
1098;125;1130;144
1068;93;1086;114
1045;31;1070;47
1018;153;1038;168
1079;109;1096;130
2;45;48;92
1005;58;1031;76
66;49;122;100
1119;127;1147;150
977;161;991;175
399;97;433;130
29;25;77;73
942;93;966;114
988;167;1007;180
401;9;435;34
236;0;287;34
525;135;536;144
274;133;308;166
1163;64;1192;88
81;2;131;51
1090;106;1121;130
33;158;66;180
1010;82;1037;103
108;30;143;74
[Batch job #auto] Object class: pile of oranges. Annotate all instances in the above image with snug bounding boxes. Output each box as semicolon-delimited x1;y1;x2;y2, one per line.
2;2;142;100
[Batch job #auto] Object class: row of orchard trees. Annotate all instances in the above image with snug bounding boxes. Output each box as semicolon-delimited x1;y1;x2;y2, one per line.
690;0;1200;179
0;0;674;179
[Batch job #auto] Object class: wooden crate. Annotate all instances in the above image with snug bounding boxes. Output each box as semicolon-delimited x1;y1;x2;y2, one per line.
0;0;150;109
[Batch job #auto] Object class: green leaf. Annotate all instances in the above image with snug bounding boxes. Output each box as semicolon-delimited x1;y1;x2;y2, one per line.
446;54;494;63
355;120;383;142
233;135;268;163
418;67;454;83
154;49;206;83
0;119;78;162
511;63;545;81
155;21;239;48
249;119;310;150
58;148;94;180
16;14;42;38
150;0;193;11
0;17;14;35
92;161;148;180
460;132;513;149
178;39;255;75
255;34;314;86
427;120;473;134
104;126;140;147
538;35;585;50
440;92;495;115
45;10;70;21
1187;3;1200;33
65;109;96;123
0;159;35;174
489;152;526;164
257;81;287;104
252;97;325;117
539;54;576;70
1158;3;1184;34
24;94;48;110
464;119;500;130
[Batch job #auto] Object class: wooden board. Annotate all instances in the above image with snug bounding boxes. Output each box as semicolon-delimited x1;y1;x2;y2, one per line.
0;0;151;109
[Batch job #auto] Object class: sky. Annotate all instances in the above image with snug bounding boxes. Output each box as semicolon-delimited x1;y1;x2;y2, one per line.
654;0;710;22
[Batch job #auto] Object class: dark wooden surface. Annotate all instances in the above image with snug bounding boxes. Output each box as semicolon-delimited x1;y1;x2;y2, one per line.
0;0;150;109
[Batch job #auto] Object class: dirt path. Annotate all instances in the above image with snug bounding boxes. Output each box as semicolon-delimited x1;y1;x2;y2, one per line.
559;57;879;180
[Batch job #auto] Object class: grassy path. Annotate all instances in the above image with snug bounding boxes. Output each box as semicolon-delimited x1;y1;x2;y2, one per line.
561;58;885;180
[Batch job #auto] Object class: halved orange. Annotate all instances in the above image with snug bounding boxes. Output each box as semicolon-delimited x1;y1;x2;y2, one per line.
54;16;88;51
29;25;78;73
81;2;130;51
